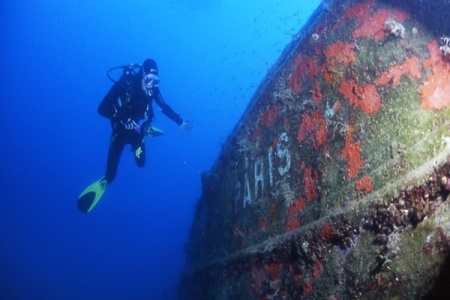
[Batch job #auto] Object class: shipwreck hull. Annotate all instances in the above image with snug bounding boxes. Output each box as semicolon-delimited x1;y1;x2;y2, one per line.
181;0;450;299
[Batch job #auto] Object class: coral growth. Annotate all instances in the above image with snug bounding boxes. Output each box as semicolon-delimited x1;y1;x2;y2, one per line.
440;36;450;56
384;18;405;39
420;40;450;110
422;227;450;258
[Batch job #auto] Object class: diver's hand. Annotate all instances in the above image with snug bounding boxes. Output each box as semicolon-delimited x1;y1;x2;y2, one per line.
120;119;138;130
180;120;192;132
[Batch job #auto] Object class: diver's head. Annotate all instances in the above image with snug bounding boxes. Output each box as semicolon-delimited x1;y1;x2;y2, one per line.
142;59;159;96
143;58;158;75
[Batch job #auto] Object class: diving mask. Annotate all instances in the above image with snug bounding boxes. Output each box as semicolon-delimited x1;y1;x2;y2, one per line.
143;74;159;96
144;74;159;88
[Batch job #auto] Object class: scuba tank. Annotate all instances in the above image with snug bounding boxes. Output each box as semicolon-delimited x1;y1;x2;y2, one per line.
106;64;142;87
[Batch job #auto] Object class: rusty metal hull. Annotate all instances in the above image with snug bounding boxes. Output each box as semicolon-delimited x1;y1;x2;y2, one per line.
180;0;450;298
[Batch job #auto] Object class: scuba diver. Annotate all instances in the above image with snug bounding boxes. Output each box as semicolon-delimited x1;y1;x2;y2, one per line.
77;58;192;213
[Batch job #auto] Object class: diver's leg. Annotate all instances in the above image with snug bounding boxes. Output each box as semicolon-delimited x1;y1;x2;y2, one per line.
104;132;125;183
132;138;146;168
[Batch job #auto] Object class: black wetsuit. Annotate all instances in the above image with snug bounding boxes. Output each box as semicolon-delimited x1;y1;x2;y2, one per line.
98;74;183;183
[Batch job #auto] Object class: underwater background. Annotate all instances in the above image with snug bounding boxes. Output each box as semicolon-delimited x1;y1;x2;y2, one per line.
0;0;320;299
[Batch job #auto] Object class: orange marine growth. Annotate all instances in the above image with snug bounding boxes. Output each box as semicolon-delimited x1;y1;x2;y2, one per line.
259;104;282;127
319;222;336;242
301;161;319;201
250;264;268;295
290;54;321;94
258;218;267;230
312;82;323;105
303;281;313;295
288;197;306;215
355;175;373;193
351;7;410;41
285;197;305;232
345;0;374;20
297;110;328;149
265;262;283;281
420;40;450;110
376;56;422;86
341;131;365;180
338;79;381;114
285;217;301;232
312;260;323;281
323;42;356;84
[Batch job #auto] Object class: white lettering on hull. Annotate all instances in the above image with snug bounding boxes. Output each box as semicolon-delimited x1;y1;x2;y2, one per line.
234;132;291;214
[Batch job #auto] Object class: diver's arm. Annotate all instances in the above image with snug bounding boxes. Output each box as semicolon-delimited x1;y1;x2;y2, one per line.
154;89;183;126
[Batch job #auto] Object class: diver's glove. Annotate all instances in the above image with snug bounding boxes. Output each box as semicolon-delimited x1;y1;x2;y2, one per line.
120;119;138;130
180;120;192;132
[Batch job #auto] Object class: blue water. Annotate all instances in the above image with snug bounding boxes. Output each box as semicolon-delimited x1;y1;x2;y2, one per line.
0;1;320;299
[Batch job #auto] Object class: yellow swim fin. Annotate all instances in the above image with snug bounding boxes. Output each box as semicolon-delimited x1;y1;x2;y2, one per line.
77;177;108;213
